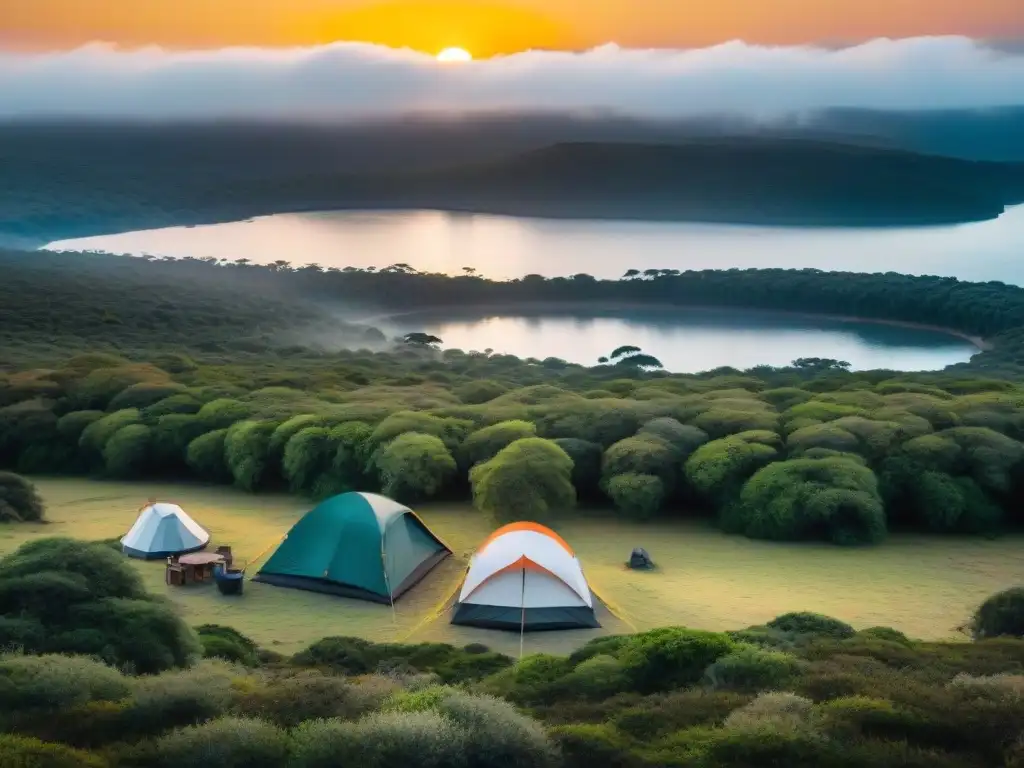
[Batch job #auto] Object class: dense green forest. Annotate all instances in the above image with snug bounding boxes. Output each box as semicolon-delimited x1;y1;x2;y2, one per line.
6;250;1024;543
1;535;1023;767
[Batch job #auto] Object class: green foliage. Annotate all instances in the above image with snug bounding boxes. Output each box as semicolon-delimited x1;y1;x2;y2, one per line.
0;472;45;522
0;734;106;767
373;432;457;502
287;711;465;768
0;538;201;673
78;409;141;463
224;420;277;491
470;438;575;523
370;411;471;451
704;646;803;691
460;420;537;468
618;628;735;693
972;587;1024;639
0;654;130;712
282;426;334;493
637;418;709;458
604;473;665;521
147;717;288;768
684;433;780;507
602;435;678;491
767;612;856;639
455;379;509;404
184;429;231;482
731;457;887;545
108;382;186;411
234;673;382;727
552;438;603;498
102;424;152;478
195;625;259;666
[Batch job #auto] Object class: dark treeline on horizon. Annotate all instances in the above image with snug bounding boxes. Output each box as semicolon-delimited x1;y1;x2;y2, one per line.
4;116;1024;246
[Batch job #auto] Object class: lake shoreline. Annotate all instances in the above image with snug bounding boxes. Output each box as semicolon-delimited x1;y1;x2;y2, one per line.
360;301;991;354
28;201;1012;254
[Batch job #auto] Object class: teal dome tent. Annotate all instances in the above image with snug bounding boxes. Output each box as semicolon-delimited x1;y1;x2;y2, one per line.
252;492;451;604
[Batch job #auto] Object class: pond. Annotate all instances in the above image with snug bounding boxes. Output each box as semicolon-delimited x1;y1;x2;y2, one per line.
381;306;979;372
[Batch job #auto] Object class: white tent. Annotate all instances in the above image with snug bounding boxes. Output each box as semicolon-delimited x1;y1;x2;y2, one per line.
450;522;600;631
121;502;210;559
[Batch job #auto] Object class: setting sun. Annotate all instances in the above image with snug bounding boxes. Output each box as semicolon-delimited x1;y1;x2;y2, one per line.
436;46;473;62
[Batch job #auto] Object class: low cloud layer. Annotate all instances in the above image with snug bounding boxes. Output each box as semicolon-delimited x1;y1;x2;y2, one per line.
1;36;1023;121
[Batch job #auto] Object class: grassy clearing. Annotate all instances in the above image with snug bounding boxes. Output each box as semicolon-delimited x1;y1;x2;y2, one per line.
2;478;1022;656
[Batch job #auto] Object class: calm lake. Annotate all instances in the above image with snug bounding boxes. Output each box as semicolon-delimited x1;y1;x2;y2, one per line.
46;206;1018;371
381;307;978;372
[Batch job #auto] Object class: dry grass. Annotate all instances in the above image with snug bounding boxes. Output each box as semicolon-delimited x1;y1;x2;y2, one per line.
2;478;1022;656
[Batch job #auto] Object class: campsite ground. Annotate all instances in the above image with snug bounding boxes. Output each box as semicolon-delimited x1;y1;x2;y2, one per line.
5;477;1023;656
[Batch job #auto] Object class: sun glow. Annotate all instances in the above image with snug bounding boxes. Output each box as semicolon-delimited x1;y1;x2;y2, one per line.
436;46;473;62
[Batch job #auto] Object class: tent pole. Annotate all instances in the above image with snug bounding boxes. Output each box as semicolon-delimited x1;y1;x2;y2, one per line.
519;566;526;659
382;537;396;625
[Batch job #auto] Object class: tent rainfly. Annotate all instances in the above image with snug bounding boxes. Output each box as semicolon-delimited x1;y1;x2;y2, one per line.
252;492;451;604
121;502;210;559
451;522;600;631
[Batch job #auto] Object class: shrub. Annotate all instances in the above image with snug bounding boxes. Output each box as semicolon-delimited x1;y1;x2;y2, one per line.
971;587;1024;639
147;717;288;768
723;691;815;733
370;411;471;451
684;434;779;506
0;734;106;768
557;655;630;700
481;655;573;705
549;723;639;768
119;663;236;739
470;438;575;524
767;612;856;639
195;625;258;666
0;538;201;673
0;472;45;522
948;672;1024;700
436;689;558;768
233;673;379;727
224;420;277;491
0;654;130;712
102;424;153;478
857;626;911;645
281;426;334;493
637;418;709;459
731;458;886;545
78;409;141;462
373;432;457;502
287;711;465;768
602;435;678;490
705;646;802;691
108;382;186;411
619;628;735;693
604;473;665;520
455;380;509;404
460;420;537;468
552;438;603;499
611;690;750;740
185;429;231;482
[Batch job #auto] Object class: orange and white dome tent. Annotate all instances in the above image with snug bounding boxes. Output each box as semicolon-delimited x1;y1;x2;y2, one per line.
451;522;601;631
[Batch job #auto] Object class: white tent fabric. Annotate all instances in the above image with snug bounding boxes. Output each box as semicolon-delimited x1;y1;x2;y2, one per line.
458;525;593;607
121;502;209;558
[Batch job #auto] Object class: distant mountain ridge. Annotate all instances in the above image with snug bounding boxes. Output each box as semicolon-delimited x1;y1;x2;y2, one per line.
3;128;1024;245
230;138;1024;227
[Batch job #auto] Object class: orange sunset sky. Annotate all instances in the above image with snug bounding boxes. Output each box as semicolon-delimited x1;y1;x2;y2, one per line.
2;0;1023;57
